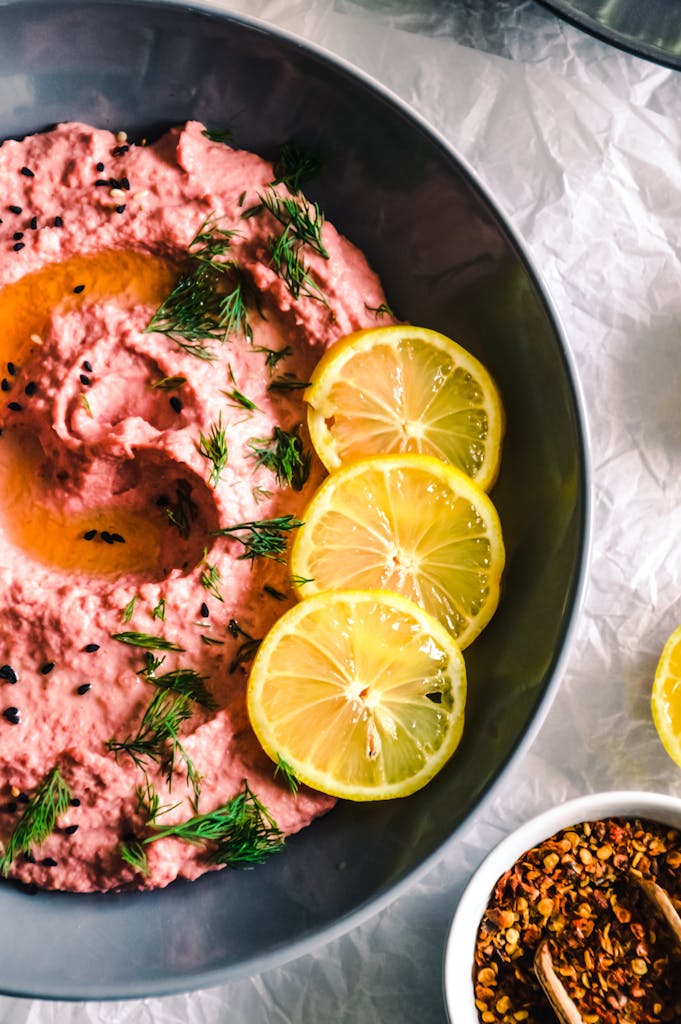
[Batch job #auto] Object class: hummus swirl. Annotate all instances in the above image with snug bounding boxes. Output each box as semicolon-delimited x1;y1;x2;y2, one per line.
0;121;391;891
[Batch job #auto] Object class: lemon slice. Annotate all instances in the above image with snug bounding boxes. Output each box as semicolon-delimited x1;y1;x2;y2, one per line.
290;453;504;649
247;589;467;800
305;325;504;490
651;624;681;767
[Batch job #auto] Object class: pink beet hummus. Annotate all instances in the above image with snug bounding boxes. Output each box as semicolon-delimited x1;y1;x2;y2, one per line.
0;121;391;891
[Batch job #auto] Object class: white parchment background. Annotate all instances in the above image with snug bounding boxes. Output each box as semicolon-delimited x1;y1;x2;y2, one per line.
3;0;681;1020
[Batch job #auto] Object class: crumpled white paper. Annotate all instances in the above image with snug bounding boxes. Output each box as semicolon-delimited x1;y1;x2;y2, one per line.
3;1;681;1021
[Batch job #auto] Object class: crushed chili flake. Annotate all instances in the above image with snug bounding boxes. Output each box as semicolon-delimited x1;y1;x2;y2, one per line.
473;818;681;1024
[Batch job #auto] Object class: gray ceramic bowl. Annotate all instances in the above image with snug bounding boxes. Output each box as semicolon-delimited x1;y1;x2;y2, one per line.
0;0;590;1000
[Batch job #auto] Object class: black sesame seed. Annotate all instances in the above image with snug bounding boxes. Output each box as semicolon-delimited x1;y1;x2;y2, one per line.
264;585;287;601
73;284;85;294
169;396;182;414
6;362;15;376
29;216;38;230
94;179;109;187
110;533;125;544
12;231;23;241
70;797;81;807
82;360;93;372
100;531;114;544
76;683;91;695
79;374;91;386
20;167;34;178
17;792;28;803
40;662;54;675
12;242;25;252
113;145;130;156
200;602;209;618
109;177;122;189
23;850;36;862
64;824;79;835
2;707;20;724
7;401;22;411
8;205;22;215
24;381;37;396
41;857;58;868
121;176;130;190
1;379;9;392
0;665;17;683
114;204;126;214
96;161;105;172
54;216;63;228
84;643;100;653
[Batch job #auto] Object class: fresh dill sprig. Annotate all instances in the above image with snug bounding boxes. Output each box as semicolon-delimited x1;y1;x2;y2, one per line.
150;667;217;711
138;651;166;678
291;573;315;587
151;375;187;390
223;387;258;412
201;634;224;646
112;632;184;652
267;373;310;393
213;515;303;563
274;754;299;796
365;301;395;319
252;485;272;504
229;636;262;673
218;272;253;342
200;555;223;602
198;415;229;487
165;481;198;538
146;216;251;355
135;777;180;824
152;598;166;621
260;187;328;259
252;344;292;369
268;229;327;305
0;766;71;876
248;426;311;491
106;689;201;808
272;141;323;194
121;781;283;876
120;837;151;877
80;393;93;418
201;127;233;145
187;213;238;266
122;595;137;623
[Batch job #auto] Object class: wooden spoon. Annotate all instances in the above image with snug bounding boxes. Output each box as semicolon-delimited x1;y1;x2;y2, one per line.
533;939;586;1024
631;873;681;948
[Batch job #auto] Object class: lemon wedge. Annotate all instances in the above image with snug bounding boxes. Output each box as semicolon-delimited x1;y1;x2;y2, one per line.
652;624;681;767
305;325;504;490
290;452;504;649
247;589;466;800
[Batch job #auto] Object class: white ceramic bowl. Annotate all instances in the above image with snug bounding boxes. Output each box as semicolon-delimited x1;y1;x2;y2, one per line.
443;790;681;1023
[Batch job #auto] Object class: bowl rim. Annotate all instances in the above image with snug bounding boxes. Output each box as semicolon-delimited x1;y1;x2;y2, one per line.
442;789;681;1024
0;0;592;999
